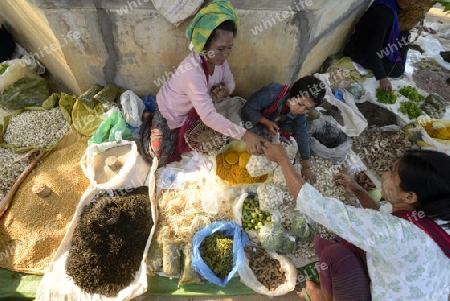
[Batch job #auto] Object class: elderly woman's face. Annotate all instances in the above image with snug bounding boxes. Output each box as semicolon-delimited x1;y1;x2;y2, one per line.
204;29;234;65
381;161;413;205
396;0;417;9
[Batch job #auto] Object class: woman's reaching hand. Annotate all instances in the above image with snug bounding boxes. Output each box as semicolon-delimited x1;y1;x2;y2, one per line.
241;131;267;155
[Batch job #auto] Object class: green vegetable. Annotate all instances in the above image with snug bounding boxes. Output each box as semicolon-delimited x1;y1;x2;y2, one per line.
398;86;425;103
376;88;397;104
0;63;8;75
0;76;49;110
199;231;233;280
399;101;423;120
436;0;450;12
367;188;382;202
241;195;271;231
258;222;287;252
279;235;296;254
290;215;316;242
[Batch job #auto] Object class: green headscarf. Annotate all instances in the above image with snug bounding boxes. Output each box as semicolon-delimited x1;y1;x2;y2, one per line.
186;0;240;55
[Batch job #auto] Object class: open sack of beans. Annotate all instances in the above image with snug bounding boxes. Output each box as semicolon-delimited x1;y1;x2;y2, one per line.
80;140;151;190
238;246;297;297
0;93;74;152
191;221;249;287
36;158;159;301
0;138;91;274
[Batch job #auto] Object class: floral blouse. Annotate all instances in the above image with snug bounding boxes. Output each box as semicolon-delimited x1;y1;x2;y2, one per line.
297;183;450;301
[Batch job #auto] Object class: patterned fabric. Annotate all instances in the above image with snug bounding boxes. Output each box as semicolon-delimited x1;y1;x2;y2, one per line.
142;106;180;168
371;0;402;62
297;183;450;301
393;210;450;259
185;0;239;54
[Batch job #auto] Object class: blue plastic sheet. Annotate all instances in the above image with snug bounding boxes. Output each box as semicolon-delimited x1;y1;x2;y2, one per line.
192;221;249;287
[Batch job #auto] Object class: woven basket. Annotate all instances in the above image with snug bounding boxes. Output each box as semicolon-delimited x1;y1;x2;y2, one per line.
184;119;228;156
399;0;436;32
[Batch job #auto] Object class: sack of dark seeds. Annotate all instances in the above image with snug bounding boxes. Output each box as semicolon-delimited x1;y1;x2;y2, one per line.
35;185;157;301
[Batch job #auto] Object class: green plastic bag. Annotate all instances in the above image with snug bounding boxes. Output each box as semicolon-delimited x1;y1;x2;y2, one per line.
88;110;132;145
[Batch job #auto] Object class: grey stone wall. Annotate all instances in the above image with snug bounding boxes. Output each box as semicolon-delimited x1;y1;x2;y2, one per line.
0;0;371;97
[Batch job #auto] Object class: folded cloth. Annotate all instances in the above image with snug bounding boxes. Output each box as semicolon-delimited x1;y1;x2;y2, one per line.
185;0;239;54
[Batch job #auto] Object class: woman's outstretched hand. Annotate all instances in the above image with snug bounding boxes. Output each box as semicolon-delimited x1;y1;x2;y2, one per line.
333;173;361;194
263;141;288;164
241;131;268;155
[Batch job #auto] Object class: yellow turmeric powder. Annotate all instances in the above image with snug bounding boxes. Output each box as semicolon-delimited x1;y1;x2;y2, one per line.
216;150;267;185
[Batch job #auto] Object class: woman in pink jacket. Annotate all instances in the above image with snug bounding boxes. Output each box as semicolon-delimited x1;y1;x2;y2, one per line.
141;0;265;167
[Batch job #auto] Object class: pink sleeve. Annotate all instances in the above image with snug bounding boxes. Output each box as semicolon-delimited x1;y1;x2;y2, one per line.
184;71;245;140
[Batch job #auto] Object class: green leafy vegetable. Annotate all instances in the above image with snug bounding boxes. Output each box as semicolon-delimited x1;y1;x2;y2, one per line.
398;86;425;103
436;0;450;12
400;101;423;119
258;222;286;252
290;215;316;242
0;63;8;75
376;88;397;104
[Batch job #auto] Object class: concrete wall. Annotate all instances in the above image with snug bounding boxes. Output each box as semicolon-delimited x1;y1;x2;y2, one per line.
0;0;371;98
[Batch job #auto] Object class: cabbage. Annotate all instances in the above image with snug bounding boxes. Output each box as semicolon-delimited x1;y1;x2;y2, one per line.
290;215;316;241
258;222;286;252
278;234;296;254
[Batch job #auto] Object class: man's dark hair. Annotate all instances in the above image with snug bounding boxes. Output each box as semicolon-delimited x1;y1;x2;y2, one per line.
203;20;237;51
290;75;326;106
395;149;450;229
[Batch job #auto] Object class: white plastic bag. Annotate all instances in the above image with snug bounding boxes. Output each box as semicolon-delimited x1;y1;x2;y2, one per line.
120;90;145;127
80;140;150;190
35;157;159;301
416;116;450;155
151;0;204;26
238;250;297;297
0;58;38;91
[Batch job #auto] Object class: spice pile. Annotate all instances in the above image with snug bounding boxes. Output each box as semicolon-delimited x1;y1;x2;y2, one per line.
0;147;30;199
92;144;131;184
352;130;418;177
4;107;69;149
0;139;90;274
245;246;286;292
216;149;267;185
66;186;153;297
199;231;233;280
